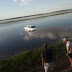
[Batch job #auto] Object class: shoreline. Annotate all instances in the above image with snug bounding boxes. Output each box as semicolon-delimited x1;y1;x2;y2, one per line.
0;41;69;72
0;9;72;24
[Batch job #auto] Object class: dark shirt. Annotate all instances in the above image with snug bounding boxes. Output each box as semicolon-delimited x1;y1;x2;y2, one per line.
42;49;53;63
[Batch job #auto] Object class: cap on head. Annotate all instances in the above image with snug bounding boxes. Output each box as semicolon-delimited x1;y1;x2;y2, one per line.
63;38;67;43
63;38;67;41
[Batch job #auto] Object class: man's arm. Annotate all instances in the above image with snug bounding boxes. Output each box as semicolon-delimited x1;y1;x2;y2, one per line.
66;46;70;56
42;57;44;67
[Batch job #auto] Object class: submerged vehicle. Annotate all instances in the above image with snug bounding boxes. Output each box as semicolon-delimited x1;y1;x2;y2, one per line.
24;25;37;31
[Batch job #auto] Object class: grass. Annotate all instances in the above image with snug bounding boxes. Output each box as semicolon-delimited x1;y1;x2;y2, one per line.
0;41;69;72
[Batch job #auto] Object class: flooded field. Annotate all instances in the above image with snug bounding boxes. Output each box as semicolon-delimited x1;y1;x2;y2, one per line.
0;13;72;60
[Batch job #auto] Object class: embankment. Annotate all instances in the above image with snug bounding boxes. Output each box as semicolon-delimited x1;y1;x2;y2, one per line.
0;41;71;72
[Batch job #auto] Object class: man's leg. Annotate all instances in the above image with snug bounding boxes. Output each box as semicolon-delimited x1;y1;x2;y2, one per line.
45;67;48;72
44;63;50;72
68;54;72;67
70;58;72;67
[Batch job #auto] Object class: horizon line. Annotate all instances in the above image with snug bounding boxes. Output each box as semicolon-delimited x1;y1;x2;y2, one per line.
0;8;72;21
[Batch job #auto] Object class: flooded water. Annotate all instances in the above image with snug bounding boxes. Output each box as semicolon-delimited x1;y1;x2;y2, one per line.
0;13;72;60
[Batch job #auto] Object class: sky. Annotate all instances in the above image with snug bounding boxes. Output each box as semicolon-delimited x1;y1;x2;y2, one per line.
0;0;72;20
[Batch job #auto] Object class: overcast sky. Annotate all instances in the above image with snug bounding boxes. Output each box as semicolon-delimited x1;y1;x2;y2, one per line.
0;0;72;20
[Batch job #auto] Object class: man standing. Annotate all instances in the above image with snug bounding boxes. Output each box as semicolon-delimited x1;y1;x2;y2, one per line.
42;44;53;72
63;38;72;68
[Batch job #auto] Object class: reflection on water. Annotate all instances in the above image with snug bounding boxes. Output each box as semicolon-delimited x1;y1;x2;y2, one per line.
24;28;37;32
24;29;57;40
23;25;72;41
0;13;72;60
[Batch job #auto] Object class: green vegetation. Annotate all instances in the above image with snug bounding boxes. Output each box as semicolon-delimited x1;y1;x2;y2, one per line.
0;41;70;72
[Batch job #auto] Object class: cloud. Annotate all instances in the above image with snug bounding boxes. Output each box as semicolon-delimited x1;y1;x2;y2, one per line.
13;0;32;6
23;29;57;40
23;35;30;40
23;26;72;41
20;0;32;6
20;2;29;6
21;0;32;2
13;0;18;2
19;33;24;36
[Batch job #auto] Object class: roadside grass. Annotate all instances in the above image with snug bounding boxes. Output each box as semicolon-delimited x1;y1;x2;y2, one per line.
0;41;69;72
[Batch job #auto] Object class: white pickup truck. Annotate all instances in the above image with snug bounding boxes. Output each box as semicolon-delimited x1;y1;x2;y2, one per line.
24;25;37;31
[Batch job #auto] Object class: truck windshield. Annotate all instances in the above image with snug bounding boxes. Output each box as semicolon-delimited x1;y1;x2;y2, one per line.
31;26;36;28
